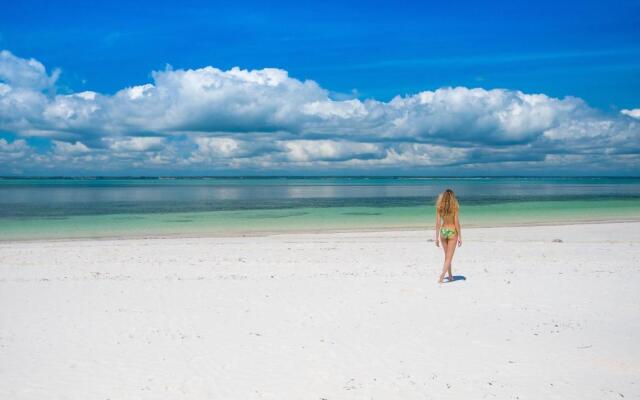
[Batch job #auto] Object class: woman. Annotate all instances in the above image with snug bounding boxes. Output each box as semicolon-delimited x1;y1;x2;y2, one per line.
435;189;462;283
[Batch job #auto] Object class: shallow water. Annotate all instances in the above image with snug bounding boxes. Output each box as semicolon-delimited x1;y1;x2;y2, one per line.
1;177;639;240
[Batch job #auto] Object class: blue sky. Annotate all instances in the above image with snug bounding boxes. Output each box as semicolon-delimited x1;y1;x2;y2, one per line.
4;0;639;107
0;0;639;175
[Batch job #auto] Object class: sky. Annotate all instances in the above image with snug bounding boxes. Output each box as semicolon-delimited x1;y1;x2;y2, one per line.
0;0;639;176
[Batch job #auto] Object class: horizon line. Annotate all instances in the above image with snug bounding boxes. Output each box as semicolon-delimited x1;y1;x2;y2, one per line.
1;175;639;179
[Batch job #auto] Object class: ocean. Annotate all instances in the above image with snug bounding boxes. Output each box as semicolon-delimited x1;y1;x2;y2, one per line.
1;176;639;240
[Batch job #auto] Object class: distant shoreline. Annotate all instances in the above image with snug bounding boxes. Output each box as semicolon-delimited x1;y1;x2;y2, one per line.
2;175;640;180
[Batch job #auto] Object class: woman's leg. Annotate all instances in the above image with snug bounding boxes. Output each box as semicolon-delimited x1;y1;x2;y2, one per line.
438;237;449;283
444;236;458;280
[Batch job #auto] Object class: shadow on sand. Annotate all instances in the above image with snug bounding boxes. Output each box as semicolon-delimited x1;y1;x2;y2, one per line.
446;275;467;283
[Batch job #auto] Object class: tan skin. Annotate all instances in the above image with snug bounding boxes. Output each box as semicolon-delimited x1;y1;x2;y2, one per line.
435;209;462;283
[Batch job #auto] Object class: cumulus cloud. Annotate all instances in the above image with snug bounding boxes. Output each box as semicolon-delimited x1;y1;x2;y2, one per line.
105;137;166;152
191;137;281;160
0;49;638;174
0;50;592;144
621;108;640;119
282;140;385;162
52;140;91;155
0;138;32;161
0;50;60;90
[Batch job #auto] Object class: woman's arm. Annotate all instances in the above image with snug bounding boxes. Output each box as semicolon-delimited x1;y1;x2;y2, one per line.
435;210;441;247
455;210;462;247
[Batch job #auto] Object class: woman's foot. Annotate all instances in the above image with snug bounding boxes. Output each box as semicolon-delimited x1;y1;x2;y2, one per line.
447;275;454;282
438;273;445;283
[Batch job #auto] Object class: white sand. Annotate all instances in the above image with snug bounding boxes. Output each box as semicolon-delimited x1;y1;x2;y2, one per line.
1;222;639;399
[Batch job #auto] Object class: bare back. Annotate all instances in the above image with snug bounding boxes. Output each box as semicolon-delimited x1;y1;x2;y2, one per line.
439;211;456;226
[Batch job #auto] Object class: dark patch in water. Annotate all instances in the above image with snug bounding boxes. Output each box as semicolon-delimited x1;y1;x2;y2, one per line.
163;219;194;223
112;216;147;220
341;212;382;216
40;216;69;220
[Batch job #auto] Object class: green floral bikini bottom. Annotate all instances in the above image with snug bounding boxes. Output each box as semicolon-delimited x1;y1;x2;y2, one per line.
440;227;457;239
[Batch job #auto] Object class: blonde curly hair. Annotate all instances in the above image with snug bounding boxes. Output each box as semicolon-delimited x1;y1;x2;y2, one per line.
436;188;459;217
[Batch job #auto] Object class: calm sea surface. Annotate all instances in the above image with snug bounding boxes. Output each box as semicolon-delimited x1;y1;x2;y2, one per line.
1;177;639;240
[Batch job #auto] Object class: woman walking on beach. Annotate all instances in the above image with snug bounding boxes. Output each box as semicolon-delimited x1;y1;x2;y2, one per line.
435;189;462;283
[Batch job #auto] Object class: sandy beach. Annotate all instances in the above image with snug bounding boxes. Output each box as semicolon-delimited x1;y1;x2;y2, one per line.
1;221;639;399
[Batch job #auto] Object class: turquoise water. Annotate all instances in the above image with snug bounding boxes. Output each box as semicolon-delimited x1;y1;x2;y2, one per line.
1;177;639;240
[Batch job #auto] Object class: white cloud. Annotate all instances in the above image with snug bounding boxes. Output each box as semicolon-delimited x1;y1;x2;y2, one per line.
0;50;60;90
621;108;640;119
0;84;50;134
0;49;639;174
282;140;385;162
302;99;368;119
52;140;91;155
106;137;165;152
0;138;31;161
382;143;469;167
383;88;585;144
191;137;281;160
0;50;596;145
